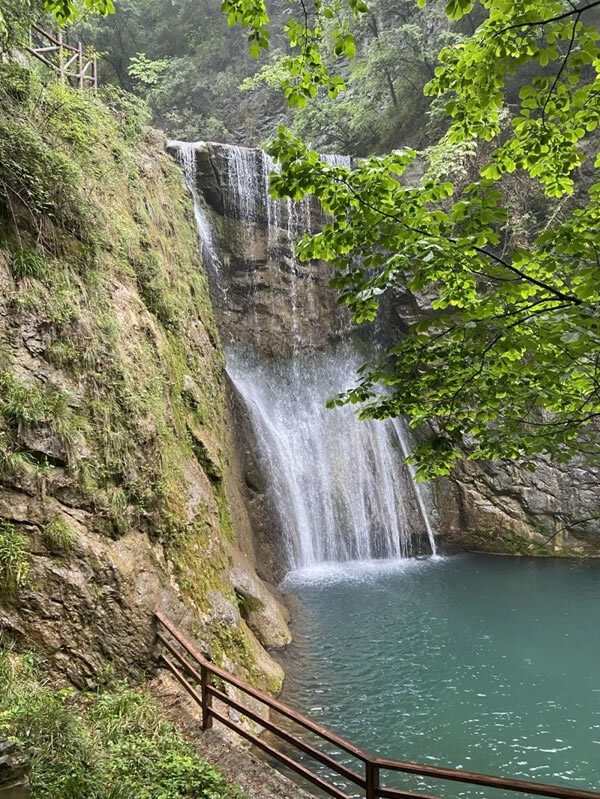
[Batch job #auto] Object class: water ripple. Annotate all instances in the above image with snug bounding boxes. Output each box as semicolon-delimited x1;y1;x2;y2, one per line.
277;554;600;798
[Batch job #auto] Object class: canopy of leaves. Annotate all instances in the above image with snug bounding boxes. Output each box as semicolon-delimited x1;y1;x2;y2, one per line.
43;0;113;23
230;0;600;477
0;0;112;54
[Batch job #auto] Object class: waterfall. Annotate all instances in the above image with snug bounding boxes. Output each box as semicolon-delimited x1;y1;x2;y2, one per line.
169;142;216;265
169;140;437;569
391;420;438;556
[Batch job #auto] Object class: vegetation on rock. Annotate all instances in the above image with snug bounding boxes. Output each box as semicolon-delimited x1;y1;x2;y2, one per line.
0;523;30;595
58;0;600;482
42;515;77;554
0;63;219;543
0;62;272;685
0;651;245;799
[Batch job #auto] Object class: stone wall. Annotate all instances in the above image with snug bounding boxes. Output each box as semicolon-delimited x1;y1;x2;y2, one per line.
0;742;29;799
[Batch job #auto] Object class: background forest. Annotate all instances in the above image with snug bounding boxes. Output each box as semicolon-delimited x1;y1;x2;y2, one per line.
77;0;455;153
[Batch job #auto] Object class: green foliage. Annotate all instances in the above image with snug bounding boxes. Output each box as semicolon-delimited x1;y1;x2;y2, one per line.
0;64;238;653
82;0;456;152
128;53;171;87
133;252;183;331
77;1;251;140
0;370;79;480
0;62;33;101
0;117;86;237
0;371;73;429
42;0;114;24
9;248;49;281
221;0;372;109
0;1;42;53
228;1;600;477
0;655;244;799
0;522;30;594
43;516;76;554
425;1;600;197
99;86;151;140
241;0;456;154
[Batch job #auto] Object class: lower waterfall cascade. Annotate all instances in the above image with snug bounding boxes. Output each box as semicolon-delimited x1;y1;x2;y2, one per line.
170;139;437;570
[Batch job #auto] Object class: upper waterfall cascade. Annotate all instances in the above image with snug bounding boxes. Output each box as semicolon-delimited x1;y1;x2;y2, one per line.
170;140;437;569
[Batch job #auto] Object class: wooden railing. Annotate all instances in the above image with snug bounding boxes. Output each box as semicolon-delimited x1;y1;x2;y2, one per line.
155;611;600;799
26;25;97;89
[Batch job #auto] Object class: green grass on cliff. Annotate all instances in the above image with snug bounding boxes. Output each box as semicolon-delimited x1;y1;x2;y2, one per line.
0;61;225;544
0;62;265;685
0;522;30;595
0;652;245;799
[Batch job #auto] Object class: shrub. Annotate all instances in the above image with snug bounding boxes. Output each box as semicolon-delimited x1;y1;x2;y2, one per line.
10;248;48;280
43;516;76;555
0;63;33;103
0;522;30;594
0;658;245;799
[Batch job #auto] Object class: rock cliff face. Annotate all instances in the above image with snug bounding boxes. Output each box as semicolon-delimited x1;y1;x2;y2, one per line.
175;140;600;559
437;458;600;555
168;141;351;358
0;67;289;691
378;290;600;554
172;141;439;576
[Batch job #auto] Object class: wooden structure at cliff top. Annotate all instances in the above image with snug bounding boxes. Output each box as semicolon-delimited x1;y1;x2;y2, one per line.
26;25;97;90
156;611;600;799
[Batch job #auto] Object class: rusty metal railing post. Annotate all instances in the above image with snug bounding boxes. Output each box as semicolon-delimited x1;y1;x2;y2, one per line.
366;761;379;799
201;663;213;731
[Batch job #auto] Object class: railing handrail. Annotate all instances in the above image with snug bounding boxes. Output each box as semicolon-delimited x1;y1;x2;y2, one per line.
31;23;79;53
156;610;368;761
155;611;600;799
25;25;97;90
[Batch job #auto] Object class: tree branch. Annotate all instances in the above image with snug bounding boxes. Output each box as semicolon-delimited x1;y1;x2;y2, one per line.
330;173;583;305
493;0;600;36
541;11;581;127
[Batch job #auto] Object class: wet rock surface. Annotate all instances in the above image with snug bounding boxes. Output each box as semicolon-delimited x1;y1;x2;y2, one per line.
173;139;600;561
437;457;600;554
0;128;289;691
0;741;29;799
174;141;350;358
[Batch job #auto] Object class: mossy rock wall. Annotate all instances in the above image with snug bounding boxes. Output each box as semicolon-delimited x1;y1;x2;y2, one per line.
0;65;287;691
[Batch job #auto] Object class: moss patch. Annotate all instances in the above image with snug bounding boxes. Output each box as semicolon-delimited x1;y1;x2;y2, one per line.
460;527;586;557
